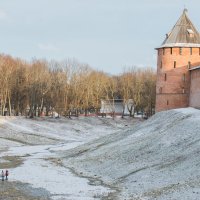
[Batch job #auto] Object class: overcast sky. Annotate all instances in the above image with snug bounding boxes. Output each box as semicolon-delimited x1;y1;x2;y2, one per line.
0;0;200;74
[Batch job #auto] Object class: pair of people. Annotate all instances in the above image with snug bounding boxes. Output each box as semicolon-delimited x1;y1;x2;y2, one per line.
1;170;9;181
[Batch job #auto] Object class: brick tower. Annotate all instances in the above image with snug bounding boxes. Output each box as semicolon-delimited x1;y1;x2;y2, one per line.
155;9;200;112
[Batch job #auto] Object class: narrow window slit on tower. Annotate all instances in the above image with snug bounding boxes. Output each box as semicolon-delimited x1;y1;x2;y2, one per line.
167;100;169;105
179;47;182;55
170;48;173;54
164;73;167;81
163;48;165;55
190;47;192;55
188;61;191;69
174;61;176;68
160;61;162;68
182;73;186;82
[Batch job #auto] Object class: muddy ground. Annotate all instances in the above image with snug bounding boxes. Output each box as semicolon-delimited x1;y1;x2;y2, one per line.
0;181;51;200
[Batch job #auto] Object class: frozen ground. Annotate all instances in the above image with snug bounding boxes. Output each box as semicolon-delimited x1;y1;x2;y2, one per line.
0;115;138;199
1;108;200;200
62;108;200;200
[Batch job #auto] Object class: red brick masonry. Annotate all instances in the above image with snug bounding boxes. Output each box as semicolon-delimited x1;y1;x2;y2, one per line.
156;47;200;112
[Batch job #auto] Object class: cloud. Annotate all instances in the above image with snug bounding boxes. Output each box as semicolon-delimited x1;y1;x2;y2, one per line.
38;43;60;51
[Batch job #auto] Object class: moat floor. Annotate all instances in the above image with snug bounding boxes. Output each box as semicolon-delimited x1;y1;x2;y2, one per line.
1;108;200;199
0;115;137;199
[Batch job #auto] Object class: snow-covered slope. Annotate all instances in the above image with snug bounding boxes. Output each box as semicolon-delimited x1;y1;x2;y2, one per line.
62;108;200;200
0;116;138;199
0;116;134;146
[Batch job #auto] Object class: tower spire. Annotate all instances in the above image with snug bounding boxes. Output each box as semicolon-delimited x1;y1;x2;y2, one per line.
157;9;200;48
183;7;188;13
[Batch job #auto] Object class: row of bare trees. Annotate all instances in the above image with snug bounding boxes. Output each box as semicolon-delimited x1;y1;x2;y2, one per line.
0;54;156;117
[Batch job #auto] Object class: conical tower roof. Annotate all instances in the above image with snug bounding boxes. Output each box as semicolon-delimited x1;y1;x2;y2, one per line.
157;9;200;48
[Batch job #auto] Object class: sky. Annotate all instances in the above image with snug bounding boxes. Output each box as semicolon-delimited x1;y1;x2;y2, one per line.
0;0;200;75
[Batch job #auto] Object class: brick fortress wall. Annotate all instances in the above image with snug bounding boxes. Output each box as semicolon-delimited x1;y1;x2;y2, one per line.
189;69;200;108
155;47;200;112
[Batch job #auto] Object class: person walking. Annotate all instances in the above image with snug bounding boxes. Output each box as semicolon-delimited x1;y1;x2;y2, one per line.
1;170;4;181
5;170;9;180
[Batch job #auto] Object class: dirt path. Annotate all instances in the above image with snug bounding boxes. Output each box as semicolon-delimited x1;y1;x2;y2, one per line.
0;181;51;200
